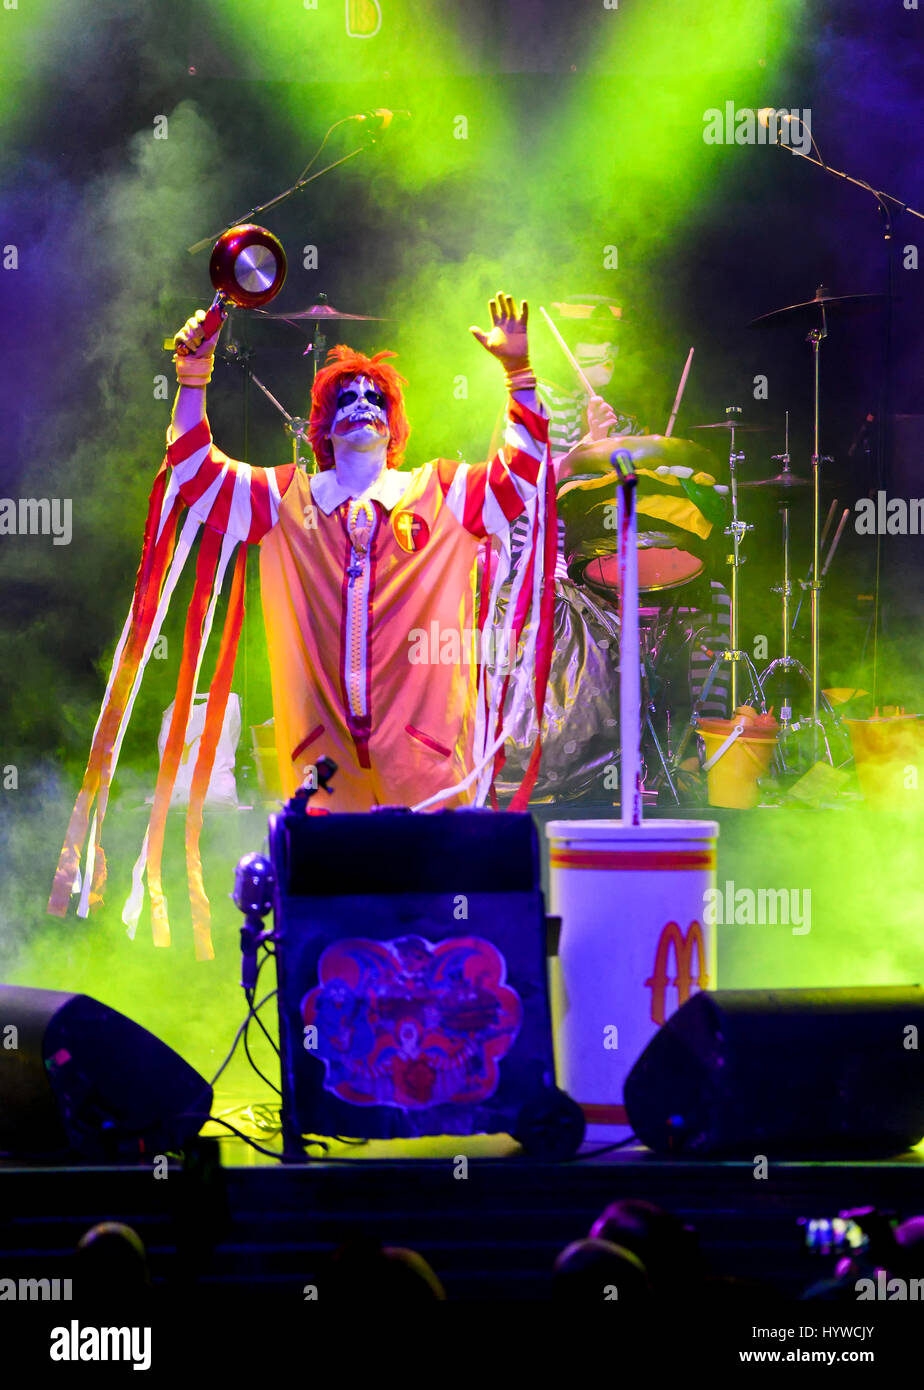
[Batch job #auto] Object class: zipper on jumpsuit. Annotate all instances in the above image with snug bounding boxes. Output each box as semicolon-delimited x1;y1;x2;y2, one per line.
343;499;378;766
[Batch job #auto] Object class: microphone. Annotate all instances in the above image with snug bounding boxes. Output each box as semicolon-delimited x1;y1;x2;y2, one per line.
757;107;806;147
757;107;797;126
757;107;798;138
348;108;411;131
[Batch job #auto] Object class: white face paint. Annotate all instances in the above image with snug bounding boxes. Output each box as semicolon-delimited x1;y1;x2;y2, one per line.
574;340;617;389
329;374;390;445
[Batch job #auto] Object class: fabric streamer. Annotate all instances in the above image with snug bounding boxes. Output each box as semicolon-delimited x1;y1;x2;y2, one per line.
49;425;293;958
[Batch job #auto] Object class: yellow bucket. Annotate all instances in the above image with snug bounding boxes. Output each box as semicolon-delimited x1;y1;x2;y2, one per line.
844;715;923;810
698;717;778;809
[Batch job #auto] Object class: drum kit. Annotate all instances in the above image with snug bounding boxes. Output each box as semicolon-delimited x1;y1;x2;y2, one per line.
554;284;884;801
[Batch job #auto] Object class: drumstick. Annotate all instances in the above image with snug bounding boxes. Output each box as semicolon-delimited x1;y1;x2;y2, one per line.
665;347;695;437
539;306;595;395
792;499;841;631
822;508;850;577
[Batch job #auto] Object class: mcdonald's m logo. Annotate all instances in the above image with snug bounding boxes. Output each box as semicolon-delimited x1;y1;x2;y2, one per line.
645;921;710;1026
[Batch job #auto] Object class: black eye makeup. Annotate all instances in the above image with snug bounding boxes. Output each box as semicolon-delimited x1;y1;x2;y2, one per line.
336;385;386;411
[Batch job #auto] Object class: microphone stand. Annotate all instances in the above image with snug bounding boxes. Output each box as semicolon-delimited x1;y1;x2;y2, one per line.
187;117;387;255
768;120;923;709
221;334;314;471
186;114;392;776
769;138;924;229
307;292;330;395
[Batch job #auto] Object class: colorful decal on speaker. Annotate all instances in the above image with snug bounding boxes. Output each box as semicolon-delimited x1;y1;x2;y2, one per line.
300;935;522;1109
645;920;709;1025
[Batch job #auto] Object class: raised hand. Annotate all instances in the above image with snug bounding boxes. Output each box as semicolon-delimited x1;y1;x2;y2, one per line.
173;308;224;360
469;292;530;371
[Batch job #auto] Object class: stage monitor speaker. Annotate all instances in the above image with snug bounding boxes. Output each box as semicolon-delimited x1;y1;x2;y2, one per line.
268;807;584;1158
624;986;924;1157
0;985;213;1160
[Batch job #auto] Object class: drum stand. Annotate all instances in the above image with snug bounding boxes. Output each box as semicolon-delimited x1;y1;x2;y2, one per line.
801;314;835;763
638;615;682;805
643;712;680;803
223;337;316;471
765;546;843;769
668;410;765;776
691;409;765;714
762;503;813;771
284;415;314;471
767;307;841;765
759;426;813;766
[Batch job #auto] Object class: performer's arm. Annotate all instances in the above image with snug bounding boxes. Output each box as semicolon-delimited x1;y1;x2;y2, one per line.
555;395;625;484
445;292;548;537
470;291;536;412
169;308;224;443
160;309;296;543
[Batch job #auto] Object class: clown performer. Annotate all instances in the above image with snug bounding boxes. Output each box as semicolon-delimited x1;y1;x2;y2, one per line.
48;293;556;959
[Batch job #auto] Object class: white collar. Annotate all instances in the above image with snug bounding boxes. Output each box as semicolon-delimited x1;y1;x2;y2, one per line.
309;466;413;516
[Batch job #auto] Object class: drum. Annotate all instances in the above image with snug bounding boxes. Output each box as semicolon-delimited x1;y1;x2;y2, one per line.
557;435;728;598
586;545;703;594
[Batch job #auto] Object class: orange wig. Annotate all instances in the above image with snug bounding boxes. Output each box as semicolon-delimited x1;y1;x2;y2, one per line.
308;346;411;472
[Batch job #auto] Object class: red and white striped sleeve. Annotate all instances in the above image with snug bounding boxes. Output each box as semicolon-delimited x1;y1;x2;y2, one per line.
436;395;550;540
164;418;297;544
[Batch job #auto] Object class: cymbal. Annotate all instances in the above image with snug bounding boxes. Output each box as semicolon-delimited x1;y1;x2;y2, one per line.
749;287;885;328
255;303;385;322
691;420;769;433
560;433;718;478
739;470;811;491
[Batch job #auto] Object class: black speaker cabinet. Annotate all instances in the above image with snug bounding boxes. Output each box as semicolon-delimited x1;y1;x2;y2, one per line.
624;986;924;1157
269;807;584;1158
0;986;213;1160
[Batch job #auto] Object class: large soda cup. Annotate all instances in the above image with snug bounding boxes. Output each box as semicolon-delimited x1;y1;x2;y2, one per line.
546;818;719;1140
